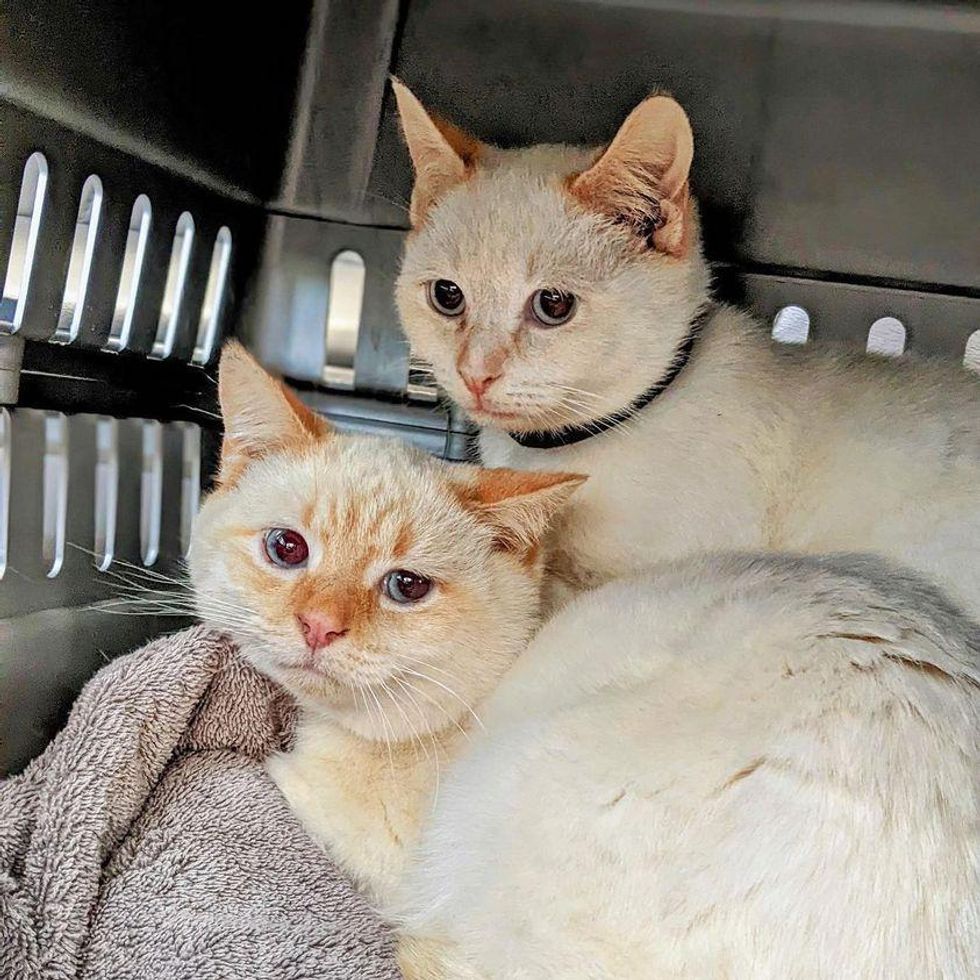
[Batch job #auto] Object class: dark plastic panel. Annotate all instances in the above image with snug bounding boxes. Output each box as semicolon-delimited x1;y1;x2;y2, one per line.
244;216;411;395
273;0;404;222
748;14;980;287
0;410;187;619
736;273;980;355
0;102;264;356
0;608;187;776
0;0;312;202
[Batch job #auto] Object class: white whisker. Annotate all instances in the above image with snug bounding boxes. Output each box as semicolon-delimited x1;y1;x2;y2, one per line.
397;665;483;733
392;675;444;811
380;676;430;765
365;682;396;775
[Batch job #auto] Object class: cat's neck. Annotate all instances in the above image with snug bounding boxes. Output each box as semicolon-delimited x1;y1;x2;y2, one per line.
481;304;768;462
297;697;478;754
507;302;715;451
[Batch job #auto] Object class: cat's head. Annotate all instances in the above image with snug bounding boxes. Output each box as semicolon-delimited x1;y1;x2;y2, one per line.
393;81;710;434
188;342;583;740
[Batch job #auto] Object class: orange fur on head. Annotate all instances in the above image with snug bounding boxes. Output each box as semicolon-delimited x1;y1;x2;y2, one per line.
216;340;332;488
453;468;586;556
568;94;694;257
392;78;484;227
190;366;583;741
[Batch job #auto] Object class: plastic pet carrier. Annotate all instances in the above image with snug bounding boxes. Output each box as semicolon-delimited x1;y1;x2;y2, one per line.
1;0;978;776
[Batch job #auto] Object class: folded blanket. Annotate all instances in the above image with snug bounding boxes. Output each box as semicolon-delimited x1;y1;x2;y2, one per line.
0;626;401;980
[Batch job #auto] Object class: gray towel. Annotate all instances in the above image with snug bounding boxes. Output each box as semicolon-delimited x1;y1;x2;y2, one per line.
0;625;401;980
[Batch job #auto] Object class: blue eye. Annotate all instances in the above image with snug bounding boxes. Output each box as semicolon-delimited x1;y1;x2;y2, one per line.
428;279;465;317
531;288;576;327
382;570;433;604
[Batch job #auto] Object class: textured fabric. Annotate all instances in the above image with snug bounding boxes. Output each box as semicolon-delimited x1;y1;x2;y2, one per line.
0;626;400;980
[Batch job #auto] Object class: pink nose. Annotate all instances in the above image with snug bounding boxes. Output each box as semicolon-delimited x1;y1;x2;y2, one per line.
460;372;500;399
297;611;348;652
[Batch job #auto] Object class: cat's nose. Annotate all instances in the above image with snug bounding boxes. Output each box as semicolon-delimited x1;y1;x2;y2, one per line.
297;611;348;652
460;371;500;400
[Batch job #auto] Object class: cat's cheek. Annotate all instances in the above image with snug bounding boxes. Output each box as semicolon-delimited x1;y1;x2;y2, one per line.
419;332;460;385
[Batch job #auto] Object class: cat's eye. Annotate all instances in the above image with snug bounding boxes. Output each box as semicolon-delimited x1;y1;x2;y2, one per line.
264;528;309;568
530;288;577;327
427;279;466;317
382;569;433;604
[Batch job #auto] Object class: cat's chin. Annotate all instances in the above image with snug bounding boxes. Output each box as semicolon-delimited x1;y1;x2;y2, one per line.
469;404;571;433
251;656;355;709
467;394;613;434
469;405;522;423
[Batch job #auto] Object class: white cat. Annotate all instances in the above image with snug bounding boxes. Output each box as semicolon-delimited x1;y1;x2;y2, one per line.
396;553;980;980
191;345;979;979
392;81;980;617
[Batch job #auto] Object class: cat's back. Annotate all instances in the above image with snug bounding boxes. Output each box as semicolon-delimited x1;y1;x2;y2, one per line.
483;550;980;724
769;327;980;457
399;554;980;979
483;306;980;596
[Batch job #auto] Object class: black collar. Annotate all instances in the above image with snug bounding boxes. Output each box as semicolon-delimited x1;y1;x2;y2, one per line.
507;304;712;451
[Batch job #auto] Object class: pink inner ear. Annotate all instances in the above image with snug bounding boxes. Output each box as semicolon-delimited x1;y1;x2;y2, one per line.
430;113;483;168
393;79;475;226
451;468;585;557
567;95;694;256
465;468;583;507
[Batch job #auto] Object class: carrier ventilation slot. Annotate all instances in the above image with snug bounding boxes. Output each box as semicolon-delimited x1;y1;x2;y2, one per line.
866;317;906;357
106;194;152;352
323;249;364;390
407;356;440;403
55;175;104;343
179;423;201;556
93;417;119;572
0;412;199;587
42;413;69;578
140;421;164;567
192;226;232;365
151;211;195;359
0;409;10;580
771;305;811;345
1;152;49;334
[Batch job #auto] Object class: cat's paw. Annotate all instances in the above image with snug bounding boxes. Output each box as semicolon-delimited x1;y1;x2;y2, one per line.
264;750;297;798
265;751;327;839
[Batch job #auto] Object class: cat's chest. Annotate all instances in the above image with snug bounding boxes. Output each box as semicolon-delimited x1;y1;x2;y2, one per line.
480;426;766;580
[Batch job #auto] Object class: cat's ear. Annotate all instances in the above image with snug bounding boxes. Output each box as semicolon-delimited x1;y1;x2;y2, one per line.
454;468;586;557
568;94;694;257
216;341;332;486
392;78;482;226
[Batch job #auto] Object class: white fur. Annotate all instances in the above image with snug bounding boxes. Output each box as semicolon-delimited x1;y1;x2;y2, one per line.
396;142;980;620
395;553;980;979
190;358;980;974
483;311;980;619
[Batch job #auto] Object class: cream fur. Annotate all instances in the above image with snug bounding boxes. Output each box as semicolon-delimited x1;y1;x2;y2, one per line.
395;553;980;979
188;344;580;904
485;312;980;619
190;349;979;976
394;97;980;620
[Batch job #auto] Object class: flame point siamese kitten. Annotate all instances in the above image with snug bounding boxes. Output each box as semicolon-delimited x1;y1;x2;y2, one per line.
392;80;980;619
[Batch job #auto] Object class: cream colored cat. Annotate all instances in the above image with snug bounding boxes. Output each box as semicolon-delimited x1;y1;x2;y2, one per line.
393;81;980;617
188;342;583;903
190;344;978;979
